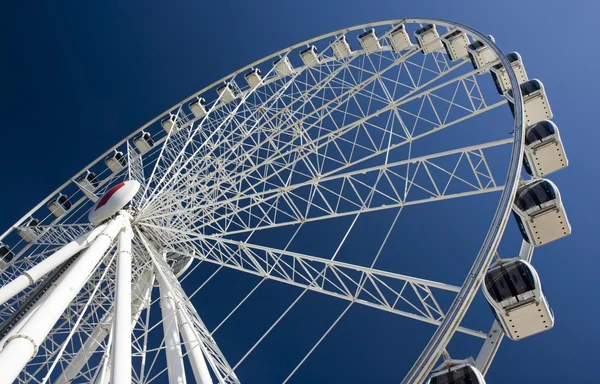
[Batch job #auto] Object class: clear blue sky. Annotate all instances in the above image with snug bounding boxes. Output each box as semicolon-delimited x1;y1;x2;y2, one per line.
1;0;598;382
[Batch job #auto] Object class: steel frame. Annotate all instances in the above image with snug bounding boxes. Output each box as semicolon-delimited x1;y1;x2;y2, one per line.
0;18;526;384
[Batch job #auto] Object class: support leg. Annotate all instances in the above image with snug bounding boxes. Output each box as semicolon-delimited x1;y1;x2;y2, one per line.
177;310;213;384
158;270;187;384
0;215;126;384
56;268;154;384
111;222;133;384
0;223;108;306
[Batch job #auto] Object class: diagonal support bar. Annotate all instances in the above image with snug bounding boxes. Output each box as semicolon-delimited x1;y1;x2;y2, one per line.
56;267;155;384
138;230;239;384
0;223;108;306
0;214;126;384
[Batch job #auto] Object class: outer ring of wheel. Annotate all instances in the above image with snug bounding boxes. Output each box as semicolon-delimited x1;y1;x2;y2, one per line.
0;17;525;383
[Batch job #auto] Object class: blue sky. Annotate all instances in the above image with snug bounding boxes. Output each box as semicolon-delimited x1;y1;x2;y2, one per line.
1;0;598;382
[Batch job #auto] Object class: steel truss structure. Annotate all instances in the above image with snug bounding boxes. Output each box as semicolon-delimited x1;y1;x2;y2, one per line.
0;18;531;383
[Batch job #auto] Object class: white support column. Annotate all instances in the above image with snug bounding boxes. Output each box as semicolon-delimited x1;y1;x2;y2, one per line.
177;310;213;384
158;271;187;384
56;268;154;384
0;223;108;306
0;215;126;384
111;222;133;384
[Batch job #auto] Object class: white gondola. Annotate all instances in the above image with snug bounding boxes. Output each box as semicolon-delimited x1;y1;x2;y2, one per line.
467;36;498;73
189;97;207;118
217;82;236;103
523;120;568;177
427;359;486;384
512;178;571;246
331;35;352;60
507;79;553;128
0;242;14;268
48;193;72;218
244;68;262;88
17;217;40;243
75;170;100;192
490;52;528;94
273;57;294;77
300;45;320;66
105;150;127;173
483;259;554;340
389;24;414;52
414;24;444;54
358;29;381;54
133;131;155;154
442;29;470;61
161;114;179;134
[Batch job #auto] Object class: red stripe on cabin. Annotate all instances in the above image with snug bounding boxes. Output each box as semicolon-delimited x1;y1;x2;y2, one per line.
95;182;126;211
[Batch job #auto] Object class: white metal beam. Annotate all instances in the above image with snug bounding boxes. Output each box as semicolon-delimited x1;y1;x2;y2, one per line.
111;222;133;384
55;267;154;384
158;264;188;384
0;214;126;384
0;223;107;306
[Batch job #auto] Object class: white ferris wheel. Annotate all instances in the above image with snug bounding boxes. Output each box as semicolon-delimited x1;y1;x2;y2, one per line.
0;18;571;384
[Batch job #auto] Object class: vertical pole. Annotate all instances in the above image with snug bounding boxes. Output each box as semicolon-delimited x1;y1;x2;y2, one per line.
111;222;133;384
158;271;187;384
177;310;213;384
56;268;154;384
0;215;126;384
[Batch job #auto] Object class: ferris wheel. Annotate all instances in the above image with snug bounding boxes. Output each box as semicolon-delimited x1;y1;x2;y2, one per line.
0;17;571;384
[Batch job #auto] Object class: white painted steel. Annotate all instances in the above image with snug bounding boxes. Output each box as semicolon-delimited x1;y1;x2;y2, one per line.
158;268;188;384
177;310;213;384
0;215;125;384
400;17;525;384
0;17;545;384
0;223;107;306
110;222;133;384
56;268;155;384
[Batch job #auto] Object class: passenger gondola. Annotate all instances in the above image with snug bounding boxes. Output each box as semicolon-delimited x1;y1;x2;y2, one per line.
244;68;262;88
217;82;236;103
105;150;127;173
161;114;178;134
523;120;568;177
133;131;155;154
512;178;571;246
414;24;443;54
0;242;14;267
273;57;294;77
427;359;486;384
331;35;352;60
17;217;40;243
189;97;207;118
489;52;528;94
483;259;554;340
467;36;498;73
48;193;72;217
76;170;100;192
300;45;320;66
507;79;553;128
389;24;414;52
442;29;470;61
358;29;381;54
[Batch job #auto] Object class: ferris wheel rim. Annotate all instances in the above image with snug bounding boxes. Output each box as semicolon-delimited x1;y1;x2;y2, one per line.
0;17;526;383
0;17;520;243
